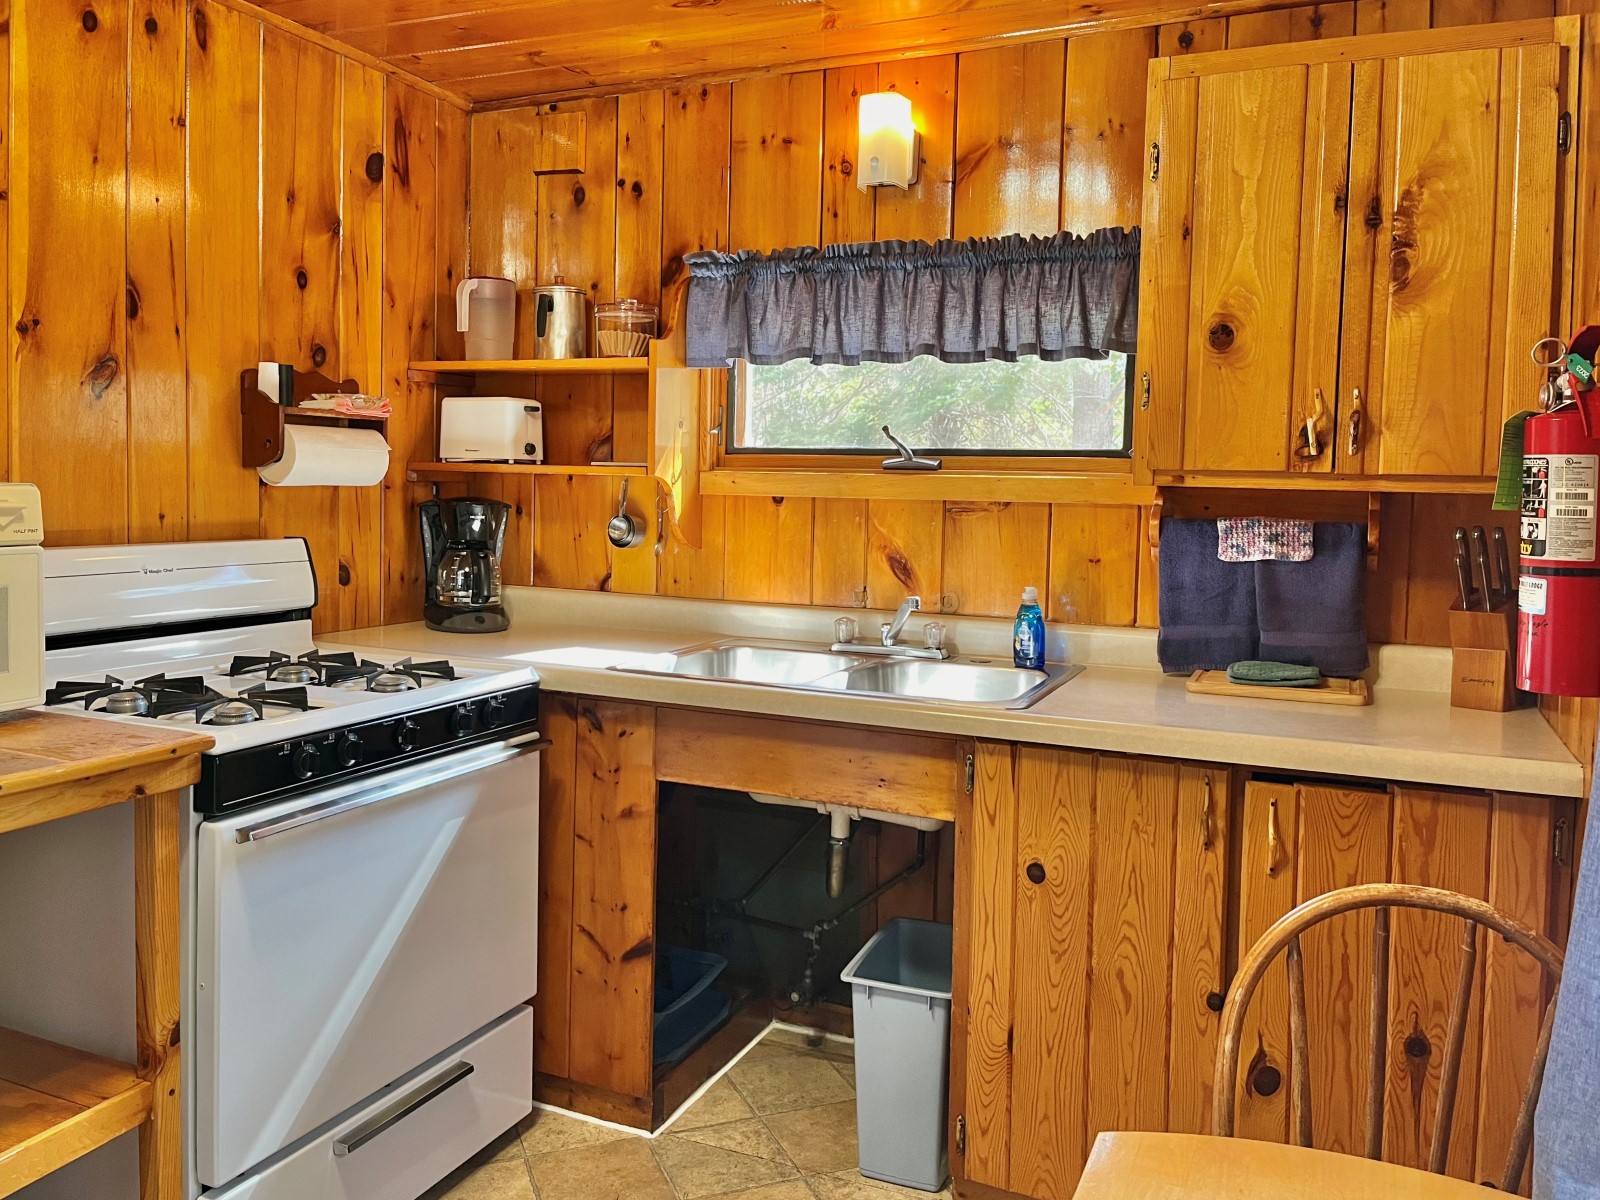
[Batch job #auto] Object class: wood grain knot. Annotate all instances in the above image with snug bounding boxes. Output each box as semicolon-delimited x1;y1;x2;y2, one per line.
81;9;97;31
311;344;327;368
143;15;157;33
1251;1064;1282;1097
1206;991;1225;1012
296;268;309;290
1177;29;1194;48
1364;196;1382;231
1025;861;1046;885
193;8;206;49
338;561;351;586
573;184;587;207
1207;322;1235;352
365;151;384;183
1404;1032;1430;1060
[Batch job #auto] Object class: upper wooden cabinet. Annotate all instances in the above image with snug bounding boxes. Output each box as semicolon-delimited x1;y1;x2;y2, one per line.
1139;21;1574;481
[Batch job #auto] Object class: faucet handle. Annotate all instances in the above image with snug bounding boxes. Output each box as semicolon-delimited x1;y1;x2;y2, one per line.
905;595;922;611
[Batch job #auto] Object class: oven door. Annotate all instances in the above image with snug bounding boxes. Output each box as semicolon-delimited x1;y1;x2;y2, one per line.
194;737;540;1189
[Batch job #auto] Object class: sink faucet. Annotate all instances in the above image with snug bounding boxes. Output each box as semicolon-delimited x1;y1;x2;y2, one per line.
882;595;921;646
829;594;947;659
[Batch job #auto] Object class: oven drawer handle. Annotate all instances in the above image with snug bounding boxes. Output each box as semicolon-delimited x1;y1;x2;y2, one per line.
235;734;549;844
332;1060;476;1157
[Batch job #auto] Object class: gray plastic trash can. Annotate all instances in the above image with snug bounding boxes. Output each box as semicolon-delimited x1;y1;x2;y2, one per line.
839;918;953;1192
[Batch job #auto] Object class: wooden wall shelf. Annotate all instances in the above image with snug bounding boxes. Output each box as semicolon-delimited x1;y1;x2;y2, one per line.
407;462;641;480
410;331;705;546
408;357;649;382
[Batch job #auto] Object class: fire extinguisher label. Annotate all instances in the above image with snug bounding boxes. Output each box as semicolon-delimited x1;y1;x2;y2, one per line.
1519;575;1548;615
1521;453;1599;561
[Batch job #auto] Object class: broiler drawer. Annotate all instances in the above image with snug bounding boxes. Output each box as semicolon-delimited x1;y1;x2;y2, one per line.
204;1005;533;1200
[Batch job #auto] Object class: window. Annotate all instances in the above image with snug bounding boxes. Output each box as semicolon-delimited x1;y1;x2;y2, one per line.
727;353;1133;457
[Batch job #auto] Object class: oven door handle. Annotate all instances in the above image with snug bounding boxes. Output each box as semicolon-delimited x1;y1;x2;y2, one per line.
234;733;550;844
332;1060;476;1157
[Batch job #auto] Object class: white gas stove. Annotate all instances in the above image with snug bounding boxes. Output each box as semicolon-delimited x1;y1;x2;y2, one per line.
7;539;540;1200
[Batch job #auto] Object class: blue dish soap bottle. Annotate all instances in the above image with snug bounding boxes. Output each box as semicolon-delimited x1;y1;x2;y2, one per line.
1013;586;1045;670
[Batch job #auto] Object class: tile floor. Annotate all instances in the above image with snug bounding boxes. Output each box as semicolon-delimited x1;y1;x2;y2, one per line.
419;1026;953;1200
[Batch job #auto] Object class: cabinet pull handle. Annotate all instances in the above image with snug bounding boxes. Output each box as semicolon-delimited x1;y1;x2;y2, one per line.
1141;371;1152;411
1347;387;1363;457
1295;389;1326;460
1200;773;1214;851
1266;797;1283;876
1149;141;1160;182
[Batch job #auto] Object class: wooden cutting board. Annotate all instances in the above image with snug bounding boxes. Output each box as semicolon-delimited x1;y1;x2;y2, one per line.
1185;670;1371;706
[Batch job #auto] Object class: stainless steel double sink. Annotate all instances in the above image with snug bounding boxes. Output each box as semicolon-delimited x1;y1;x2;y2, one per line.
613;639;1083;710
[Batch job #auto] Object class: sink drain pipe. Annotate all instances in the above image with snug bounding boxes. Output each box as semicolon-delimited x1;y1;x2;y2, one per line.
749;793;945;901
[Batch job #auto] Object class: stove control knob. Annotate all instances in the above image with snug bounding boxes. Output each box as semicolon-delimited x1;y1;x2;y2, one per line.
292;742;319;781
337;730;363;768
481;695;508;729
395;719;419;752
451;705;476;737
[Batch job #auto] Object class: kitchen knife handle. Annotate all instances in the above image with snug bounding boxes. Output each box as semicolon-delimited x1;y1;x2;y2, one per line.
1471;526;1493;612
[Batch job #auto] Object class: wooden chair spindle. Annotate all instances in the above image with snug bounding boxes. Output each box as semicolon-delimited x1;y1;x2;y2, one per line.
1287;935;1313;1148
1366;905;1390;1161
1428;917;1479;1174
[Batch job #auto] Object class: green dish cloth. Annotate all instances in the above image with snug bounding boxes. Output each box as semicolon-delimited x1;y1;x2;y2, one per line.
1226;660;1323;688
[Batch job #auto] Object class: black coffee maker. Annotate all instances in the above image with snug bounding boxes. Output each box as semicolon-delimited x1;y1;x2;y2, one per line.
419;497;511;633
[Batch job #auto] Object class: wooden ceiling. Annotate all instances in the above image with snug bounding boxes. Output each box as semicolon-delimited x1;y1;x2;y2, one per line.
254;0;1276;106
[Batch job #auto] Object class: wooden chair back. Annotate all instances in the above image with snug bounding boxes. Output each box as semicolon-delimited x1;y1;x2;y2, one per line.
1213;883;1564;1192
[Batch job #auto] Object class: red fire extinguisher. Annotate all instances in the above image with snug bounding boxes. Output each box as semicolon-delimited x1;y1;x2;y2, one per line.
1517;336;1600;698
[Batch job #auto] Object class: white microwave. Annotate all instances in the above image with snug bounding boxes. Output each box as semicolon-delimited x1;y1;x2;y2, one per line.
0;485;44;713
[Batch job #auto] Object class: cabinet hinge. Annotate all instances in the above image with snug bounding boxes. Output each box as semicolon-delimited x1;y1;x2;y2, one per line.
1559;111;1573;155
956;1114;967;1156
1554;816;1569;867
963;753;975;795
1148;141;1160;181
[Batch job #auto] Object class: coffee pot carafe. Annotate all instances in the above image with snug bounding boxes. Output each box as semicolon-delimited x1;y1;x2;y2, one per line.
419;497;511;633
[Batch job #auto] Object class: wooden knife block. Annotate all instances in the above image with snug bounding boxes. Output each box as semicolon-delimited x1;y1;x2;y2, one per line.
1447;603;1519;712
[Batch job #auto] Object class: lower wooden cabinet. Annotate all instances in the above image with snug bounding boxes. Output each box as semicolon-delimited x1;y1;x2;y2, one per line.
954;759;1574;1200
953;744;1233;1200
1230;781;1572;1193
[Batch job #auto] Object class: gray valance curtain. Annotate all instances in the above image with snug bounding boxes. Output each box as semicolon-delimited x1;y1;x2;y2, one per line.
684;227;1140;369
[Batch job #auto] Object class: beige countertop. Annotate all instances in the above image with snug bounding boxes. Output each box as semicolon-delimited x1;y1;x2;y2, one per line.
330;589;1586;799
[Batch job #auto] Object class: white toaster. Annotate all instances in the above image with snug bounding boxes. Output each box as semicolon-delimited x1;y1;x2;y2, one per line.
439;396;544;463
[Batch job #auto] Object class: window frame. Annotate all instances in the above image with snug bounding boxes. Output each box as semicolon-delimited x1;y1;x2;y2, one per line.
721;354;1139;464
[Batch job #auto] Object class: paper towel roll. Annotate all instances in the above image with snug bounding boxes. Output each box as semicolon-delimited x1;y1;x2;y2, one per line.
258;424;390;487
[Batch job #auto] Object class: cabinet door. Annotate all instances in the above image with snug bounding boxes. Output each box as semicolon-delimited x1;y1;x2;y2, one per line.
956;745;1229;1199
1231;781;1569;1193
1141;61;1350;474
1340;43;1562;476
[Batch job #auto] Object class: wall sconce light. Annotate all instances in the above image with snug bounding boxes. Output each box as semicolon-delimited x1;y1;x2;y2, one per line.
857;91;919;191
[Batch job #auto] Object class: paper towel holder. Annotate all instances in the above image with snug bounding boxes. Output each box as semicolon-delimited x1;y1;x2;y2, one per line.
240;365;390;471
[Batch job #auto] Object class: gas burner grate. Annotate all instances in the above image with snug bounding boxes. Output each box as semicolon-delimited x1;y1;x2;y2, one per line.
147;686;230;720
46;675;130;707
48;675;221;718
362;657;458;693
226;651;292;678
238;684;314;712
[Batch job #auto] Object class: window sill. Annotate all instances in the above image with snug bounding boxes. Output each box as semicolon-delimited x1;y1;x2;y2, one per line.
700;468;1157;505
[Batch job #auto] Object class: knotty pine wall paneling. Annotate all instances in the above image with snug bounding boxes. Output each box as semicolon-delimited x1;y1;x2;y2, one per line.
2;0;463;631
471;7;1574;639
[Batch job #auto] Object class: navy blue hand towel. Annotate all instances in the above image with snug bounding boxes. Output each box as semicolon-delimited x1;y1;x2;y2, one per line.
1156;518;1258;674
1254;521;1369;677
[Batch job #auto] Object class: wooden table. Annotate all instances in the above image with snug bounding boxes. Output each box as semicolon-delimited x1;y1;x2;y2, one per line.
1072;1133;1498;1200
0;711;212;1200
